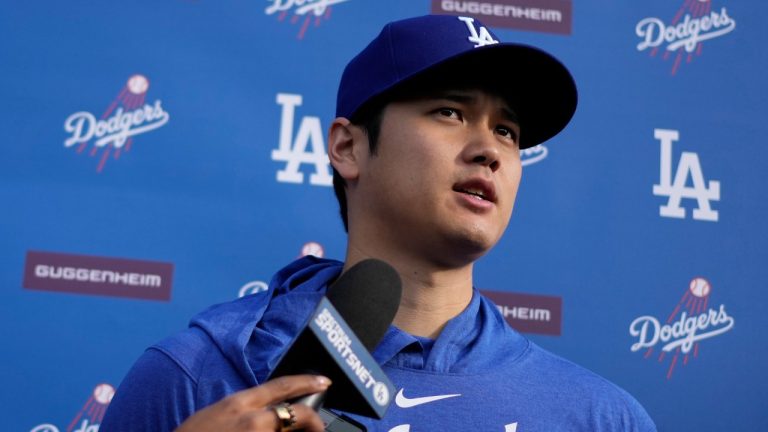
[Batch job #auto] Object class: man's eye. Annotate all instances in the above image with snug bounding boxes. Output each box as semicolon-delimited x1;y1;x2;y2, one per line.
496;126;518;142
437;108;461;119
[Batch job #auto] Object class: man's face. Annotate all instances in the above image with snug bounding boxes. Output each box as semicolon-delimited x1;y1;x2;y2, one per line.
349;88;522;266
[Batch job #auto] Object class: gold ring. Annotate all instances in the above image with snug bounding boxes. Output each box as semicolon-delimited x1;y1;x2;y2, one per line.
272;402;297;431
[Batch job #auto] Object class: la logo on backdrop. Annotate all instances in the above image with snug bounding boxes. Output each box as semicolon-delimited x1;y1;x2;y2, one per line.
265;0;351;39
63;74;170;173
629;277;735;379
30;383;115;432
272;93;333;186
635;0;736;75
652;128;720;222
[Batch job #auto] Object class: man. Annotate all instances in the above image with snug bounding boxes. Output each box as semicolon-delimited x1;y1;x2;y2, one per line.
102;14;656;431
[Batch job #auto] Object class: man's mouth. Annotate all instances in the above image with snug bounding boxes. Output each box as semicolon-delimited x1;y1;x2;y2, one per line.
453;180;497;203
457;187;488;201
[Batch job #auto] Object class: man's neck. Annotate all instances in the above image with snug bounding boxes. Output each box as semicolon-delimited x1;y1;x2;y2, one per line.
343;245;474;339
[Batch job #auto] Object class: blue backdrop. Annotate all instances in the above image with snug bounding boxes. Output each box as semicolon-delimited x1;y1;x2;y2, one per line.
1;1;766;430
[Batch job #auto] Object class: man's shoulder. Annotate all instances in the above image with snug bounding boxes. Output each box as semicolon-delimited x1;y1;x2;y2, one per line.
520;342;656;430
521;342;625;396
151;325;219;379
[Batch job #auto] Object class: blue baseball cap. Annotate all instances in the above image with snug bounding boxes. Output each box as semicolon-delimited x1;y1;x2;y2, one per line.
336;14;577;149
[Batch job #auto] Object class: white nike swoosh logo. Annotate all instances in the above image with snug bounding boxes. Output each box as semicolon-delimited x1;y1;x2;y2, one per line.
395;389;461;408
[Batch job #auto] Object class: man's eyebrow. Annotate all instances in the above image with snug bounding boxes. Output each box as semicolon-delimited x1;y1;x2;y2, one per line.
431;91;519;124
500;106;519;125
431;91;475;104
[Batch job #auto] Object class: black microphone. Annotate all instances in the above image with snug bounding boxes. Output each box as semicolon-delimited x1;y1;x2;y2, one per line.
268;259;402;418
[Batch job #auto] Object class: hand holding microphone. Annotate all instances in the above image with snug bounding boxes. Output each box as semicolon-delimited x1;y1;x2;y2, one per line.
174;259;401;431
174;374;329;432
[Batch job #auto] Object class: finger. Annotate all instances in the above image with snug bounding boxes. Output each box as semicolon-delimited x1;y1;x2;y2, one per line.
285;404;326;432
238;403;325;432
242;375;332;407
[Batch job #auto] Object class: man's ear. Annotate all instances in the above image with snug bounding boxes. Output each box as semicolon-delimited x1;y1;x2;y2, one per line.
328;117;362;182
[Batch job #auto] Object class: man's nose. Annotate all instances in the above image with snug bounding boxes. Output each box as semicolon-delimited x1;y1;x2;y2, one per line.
464;130;501;172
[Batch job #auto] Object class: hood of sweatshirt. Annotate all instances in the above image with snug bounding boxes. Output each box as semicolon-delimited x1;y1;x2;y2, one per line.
188;256;528;387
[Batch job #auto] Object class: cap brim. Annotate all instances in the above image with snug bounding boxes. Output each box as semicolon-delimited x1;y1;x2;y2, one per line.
477;43;577;148
375;43;578;149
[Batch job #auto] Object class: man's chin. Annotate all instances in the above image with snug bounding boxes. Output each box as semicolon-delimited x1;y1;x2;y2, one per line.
437;229;500;266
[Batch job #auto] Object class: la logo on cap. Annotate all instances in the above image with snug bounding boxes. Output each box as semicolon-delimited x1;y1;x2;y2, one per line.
458;16;498;47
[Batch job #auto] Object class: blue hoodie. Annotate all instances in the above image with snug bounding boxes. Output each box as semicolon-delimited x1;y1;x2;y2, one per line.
101;257;656;431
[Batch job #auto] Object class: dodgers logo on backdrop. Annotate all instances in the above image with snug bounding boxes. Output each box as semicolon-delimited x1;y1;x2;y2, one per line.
300;241;325;257
520;145;548;167
265;0;351;39
271;93;332;187
635;0;736;75
629;277;735;379
238;280;269;297
30;383;115;432
652;128;720;222
63;74;170;173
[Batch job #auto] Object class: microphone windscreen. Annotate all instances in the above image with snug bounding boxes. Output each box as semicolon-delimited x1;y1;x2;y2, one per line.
326;259;402;351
